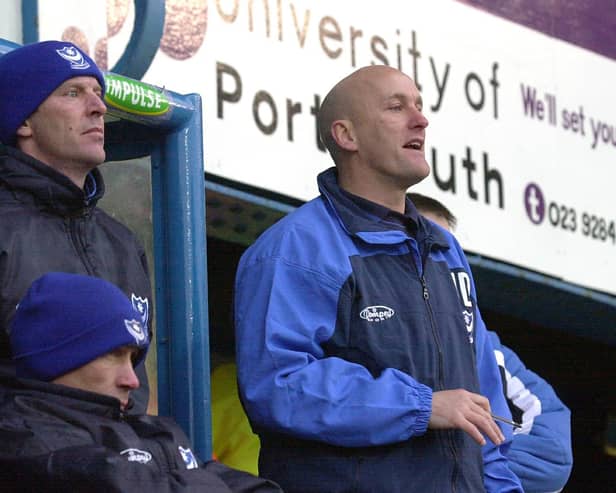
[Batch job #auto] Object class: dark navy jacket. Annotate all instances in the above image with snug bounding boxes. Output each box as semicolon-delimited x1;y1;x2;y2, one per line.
0;145;151;413
235;168;522;493
0;376;281;492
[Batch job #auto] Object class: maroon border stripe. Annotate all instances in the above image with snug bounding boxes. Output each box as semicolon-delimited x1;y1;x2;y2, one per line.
455;0;616;61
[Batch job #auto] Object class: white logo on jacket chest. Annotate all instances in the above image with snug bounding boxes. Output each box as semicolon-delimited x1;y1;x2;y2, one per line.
179;446;199;469
120;448;152;464
359;305;395;322
450;270;475;344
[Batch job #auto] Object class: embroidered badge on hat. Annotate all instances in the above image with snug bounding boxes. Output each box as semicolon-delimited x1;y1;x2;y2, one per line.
55;45;92;70
124;319;147;345
131;294;150;327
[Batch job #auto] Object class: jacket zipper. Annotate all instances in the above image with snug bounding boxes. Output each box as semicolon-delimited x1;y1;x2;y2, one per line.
69;210;96;275
415;249;459;493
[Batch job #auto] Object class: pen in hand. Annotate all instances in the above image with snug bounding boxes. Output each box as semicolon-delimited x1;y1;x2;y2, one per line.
491;413;522;429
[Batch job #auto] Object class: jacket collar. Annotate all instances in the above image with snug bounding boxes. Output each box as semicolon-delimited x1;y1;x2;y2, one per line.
317;167;450;251
0;144;105;215
0;374;123;419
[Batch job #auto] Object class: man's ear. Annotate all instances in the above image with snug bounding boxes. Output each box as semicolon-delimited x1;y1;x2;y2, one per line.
16;120;33;138
331;119;358;152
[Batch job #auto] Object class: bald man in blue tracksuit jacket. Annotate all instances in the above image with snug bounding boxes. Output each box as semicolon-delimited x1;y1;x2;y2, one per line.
235;66;522;492
235;168;522;492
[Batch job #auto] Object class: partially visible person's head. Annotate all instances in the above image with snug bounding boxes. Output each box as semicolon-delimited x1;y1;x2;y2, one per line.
0;41;107;184
318;65;430;192
10;272;148;409
409;192;457;231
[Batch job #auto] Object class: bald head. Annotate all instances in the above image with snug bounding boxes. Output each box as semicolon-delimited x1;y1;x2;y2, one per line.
317;65;429;209
318;70;356;163
318;66;417;165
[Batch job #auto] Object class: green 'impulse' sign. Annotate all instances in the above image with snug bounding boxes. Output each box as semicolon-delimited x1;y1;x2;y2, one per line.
104;73;170;116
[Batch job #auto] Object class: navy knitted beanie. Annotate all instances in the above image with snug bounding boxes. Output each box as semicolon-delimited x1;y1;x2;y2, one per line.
10;272;149;382
0;40;105;145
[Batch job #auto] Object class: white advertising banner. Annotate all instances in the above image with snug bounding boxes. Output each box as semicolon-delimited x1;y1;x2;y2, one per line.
35;0;616;296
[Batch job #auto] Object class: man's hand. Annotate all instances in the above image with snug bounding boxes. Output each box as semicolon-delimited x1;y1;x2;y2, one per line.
429;389;505;446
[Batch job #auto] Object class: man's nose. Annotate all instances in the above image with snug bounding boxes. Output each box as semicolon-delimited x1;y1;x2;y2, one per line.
119;363;140;390
410;108;429;129
88;91;107;116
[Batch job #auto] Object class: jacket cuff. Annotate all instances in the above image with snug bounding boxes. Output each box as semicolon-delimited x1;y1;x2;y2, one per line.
410;384;433;435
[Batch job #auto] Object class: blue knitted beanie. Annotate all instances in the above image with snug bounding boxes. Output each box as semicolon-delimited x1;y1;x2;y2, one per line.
0;40;105;145
10;272;149;382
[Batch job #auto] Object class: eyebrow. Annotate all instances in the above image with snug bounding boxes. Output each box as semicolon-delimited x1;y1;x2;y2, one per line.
110;345;139;356
57;80;102;93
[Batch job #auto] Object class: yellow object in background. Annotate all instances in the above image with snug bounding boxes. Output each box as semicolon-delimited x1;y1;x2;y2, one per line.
211;362;260;475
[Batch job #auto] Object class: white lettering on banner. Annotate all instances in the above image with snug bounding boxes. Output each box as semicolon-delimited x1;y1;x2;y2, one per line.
215;61;505;208
107;78;163;110
33;0;616;296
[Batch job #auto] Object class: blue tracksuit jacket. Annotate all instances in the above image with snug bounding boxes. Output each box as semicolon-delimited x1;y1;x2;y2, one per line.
235;168;522;493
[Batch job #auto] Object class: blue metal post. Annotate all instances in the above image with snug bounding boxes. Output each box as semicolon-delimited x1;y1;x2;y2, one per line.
151;93;211;460
21;0;38;44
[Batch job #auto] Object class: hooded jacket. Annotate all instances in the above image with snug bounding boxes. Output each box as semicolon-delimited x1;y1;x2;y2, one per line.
0;375;281;492
0;144;151;413
235;167;522;493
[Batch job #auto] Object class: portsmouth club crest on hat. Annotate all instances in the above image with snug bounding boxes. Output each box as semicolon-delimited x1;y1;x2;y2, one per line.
131;294;149;327
124;319;147;345
55;45;91;70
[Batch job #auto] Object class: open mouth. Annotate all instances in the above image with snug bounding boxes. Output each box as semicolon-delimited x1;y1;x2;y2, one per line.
404;138;424;151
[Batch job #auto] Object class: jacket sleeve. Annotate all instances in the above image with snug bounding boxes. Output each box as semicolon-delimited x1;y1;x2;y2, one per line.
0;446;281;493
489;331;573;493
0;445;214;493
474;313;524;493
235;256;433;447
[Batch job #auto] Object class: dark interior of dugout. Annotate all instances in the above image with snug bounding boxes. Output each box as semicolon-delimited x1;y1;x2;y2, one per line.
203;173;616;492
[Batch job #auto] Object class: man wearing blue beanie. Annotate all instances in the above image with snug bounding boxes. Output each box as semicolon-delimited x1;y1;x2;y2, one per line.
10;272;149;410
0;272;282;493
0;40;153;414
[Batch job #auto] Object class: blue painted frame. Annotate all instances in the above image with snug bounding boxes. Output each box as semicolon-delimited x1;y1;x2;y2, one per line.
150;94;212;457
21;0;38;44
20;0;163;79
112;0;165;79
105;90;212;459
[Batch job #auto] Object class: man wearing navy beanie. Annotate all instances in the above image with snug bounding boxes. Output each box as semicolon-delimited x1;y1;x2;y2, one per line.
10;272;149;410
0;40;153;414
0;273;282;493
0;40;106;149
